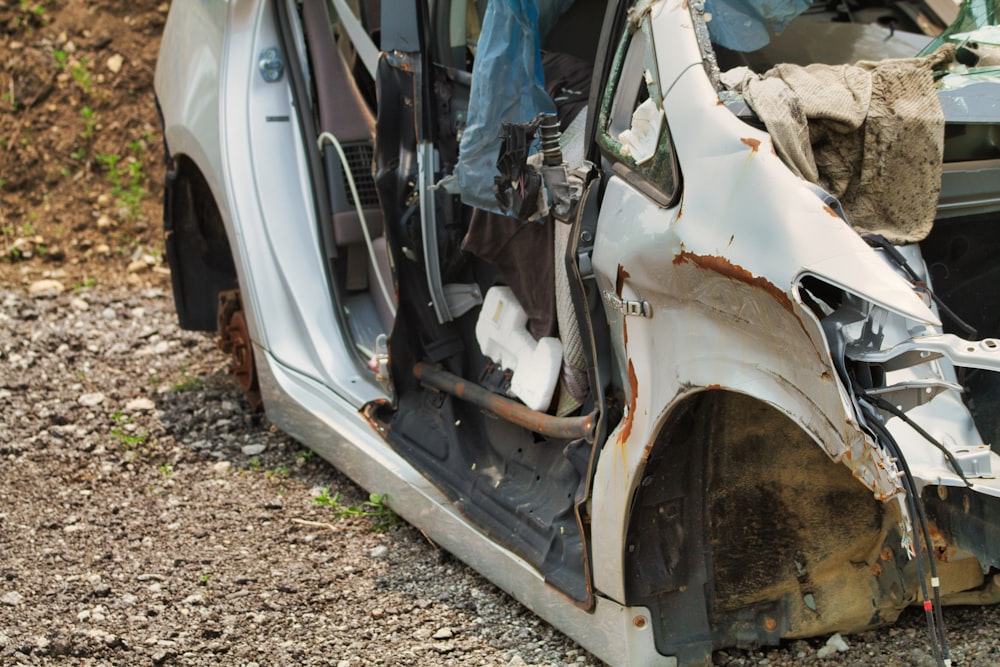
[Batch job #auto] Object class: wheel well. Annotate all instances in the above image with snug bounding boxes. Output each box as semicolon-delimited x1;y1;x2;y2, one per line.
624;390;895;660
164;155;238;330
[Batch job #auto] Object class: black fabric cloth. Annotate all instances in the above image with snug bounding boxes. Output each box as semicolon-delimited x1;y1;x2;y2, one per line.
462;209;557;341
542;51;593;130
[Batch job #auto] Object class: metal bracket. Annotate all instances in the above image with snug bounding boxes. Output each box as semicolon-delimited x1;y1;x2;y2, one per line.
602;291;653;318
442;283;483;319
863;380;960;412
952;445;993;478
848;333;1000;373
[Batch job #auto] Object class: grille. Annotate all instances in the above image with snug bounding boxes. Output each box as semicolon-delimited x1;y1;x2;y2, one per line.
341;142;379;208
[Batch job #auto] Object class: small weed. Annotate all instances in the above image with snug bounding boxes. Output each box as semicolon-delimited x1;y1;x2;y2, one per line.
110;411;149;449
295;450;314;461
80;107;96;141
53;49;67;69
265;466;289;480
20;0;46;17
96;152;118;171
70;57;92;94
313;490;401;531
172;375;204;392
158;463;173;477
21;221;35;235
248;458;262;471
97;142;148;220
198;573;212;586
72;278;96;291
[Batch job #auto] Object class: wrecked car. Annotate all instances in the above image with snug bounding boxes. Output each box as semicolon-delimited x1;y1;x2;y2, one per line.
155;0;1000;664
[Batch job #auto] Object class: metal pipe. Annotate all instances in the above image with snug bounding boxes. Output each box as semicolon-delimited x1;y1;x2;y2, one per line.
413;362;596;440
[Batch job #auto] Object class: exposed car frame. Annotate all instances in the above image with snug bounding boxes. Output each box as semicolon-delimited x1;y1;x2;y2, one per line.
156;0;1000;664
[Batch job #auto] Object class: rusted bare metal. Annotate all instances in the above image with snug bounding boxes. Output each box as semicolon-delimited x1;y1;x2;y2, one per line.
218;290;263;412
413;362;596;440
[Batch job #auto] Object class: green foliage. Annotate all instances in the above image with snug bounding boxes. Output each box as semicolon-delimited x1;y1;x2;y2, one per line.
313;490;401;531
171;375;205;392
70;57;92;94
80;107;96;140
110;411;149;449
96;140;148;220
265;466;289;480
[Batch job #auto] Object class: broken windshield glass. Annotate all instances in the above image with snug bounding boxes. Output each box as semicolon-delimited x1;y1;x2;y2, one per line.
703;0;999;67
704;0;812;51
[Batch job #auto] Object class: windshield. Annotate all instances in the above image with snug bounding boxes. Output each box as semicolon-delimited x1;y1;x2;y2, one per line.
703;0;1000;70
921;0;1000;53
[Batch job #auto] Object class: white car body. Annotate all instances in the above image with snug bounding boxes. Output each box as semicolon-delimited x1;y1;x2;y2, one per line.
156;0;1000;664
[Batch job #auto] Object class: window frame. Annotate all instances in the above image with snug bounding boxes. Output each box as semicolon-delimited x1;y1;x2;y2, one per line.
595;17;681;208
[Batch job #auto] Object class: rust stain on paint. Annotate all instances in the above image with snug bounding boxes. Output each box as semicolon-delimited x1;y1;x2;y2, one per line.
823;205;840;218
616;264;630;298
673;251;793;312
741;137;761;153
618;359;639;447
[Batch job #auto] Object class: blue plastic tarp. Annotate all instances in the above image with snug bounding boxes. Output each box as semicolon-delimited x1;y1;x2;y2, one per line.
456;0;556;213
705;0;812;52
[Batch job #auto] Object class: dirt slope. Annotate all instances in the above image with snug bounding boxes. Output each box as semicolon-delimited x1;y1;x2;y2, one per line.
0;0;168;290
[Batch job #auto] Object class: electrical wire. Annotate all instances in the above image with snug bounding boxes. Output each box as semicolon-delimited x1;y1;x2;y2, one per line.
863;393;974;488
317;131;396;320
861;233;977;338
858;393;952;666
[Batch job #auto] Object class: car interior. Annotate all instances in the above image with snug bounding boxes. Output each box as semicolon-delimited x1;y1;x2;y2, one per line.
274;0;1000;616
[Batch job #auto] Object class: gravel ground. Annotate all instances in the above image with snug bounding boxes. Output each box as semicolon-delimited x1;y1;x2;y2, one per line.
1;285;999;666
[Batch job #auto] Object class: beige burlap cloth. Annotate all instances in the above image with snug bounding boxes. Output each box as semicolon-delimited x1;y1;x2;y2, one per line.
722;45;955;243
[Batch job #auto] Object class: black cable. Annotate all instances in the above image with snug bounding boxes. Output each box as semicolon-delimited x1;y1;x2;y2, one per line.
884;425;952;664
858;396;952;665
861;233;978;339
864;392;974;488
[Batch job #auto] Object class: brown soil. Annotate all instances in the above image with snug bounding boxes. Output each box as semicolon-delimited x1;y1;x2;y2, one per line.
0;0;168;290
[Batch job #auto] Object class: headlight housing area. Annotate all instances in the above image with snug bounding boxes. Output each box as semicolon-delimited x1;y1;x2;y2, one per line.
795;274;996;482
